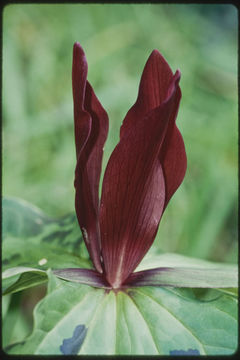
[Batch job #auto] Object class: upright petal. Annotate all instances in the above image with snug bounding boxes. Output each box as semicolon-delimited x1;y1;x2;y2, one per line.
100;76;180;288
120;50;186;210
73;42;109;273
120;49;173;138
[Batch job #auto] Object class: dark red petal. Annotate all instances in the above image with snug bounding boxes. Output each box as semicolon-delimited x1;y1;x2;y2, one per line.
72;43;90;155
100;77;180;288
157;71;187;209
73;43;109;273
120;49;173;138
161;125;187;209
120;50;186;210
123;267;237;288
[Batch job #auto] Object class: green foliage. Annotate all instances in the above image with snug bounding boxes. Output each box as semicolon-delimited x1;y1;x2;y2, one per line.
2;197;91;294
2;197;237;296
3;267;47;295
2;3;238;263
2;197;238;355
6;271;237;355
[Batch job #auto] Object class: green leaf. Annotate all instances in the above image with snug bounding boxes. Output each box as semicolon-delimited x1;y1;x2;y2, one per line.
2;198;238;354
2;267;48;295
2;196;90;263
6;271;237;355
2;197;92;293
2;292;32;348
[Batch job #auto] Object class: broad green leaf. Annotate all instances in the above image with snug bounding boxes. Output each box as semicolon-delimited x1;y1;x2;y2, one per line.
2;267;48;295
215;288;238;297
6;271;238;355
2;294;11;320
2;196;90;264
2;292;32;348
2;197;91;292
3;236;90;271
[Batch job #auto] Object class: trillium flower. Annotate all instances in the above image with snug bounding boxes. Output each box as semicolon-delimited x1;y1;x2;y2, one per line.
54;43;236;290
72;42;186;288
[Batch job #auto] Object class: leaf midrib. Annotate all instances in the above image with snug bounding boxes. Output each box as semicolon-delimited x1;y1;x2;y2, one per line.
125;292;161;354
79;290;115;354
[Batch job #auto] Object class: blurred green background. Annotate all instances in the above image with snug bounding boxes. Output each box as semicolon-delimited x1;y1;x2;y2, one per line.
3;4;238;263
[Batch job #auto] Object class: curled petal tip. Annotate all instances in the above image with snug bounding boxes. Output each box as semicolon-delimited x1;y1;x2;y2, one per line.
166;69;181;100
73;42;86;58
176;68;181;76
174;69;181;83
151;49;161;56
148;48;172;69
148;49;166;63
73;41;82;49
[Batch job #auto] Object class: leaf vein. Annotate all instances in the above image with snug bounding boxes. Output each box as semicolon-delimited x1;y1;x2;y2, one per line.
126;292;161;354
133;288;207;355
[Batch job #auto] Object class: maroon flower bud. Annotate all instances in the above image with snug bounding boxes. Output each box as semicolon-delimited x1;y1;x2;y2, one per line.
72;42;187;288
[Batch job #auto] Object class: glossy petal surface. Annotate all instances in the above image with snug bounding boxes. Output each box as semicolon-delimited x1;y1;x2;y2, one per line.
100;75;180;287
120;50;186;210
124;266;238;288
161;125;187;209
120;50;174;137
73;43;108;272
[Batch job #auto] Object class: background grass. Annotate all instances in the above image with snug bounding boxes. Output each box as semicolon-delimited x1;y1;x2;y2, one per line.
3;4;238;264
